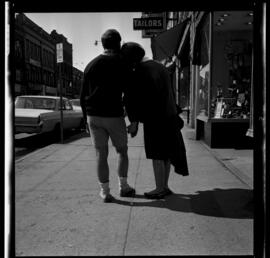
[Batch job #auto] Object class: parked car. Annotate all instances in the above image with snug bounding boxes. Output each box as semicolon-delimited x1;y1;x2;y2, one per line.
70;99;82;112
15;95;84;135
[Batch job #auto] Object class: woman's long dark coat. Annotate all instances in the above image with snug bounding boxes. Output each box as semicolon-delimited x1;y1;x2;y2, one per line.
125;59;189;176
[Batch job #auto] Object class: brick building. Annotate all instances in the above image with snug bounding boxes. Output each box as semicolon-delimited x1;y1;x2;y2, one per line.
72;66;83;99
14;13;57;96
14;13;82;99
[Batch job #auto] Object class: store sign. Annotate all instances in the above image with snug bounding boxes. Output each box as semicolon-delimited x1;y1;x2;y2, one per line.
137;12;167;38
56;43;63;63
133;17;164;30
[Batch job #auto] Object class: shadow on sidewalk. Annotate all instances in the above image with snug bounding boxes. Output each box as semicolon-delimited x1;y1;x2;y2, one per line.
112;188;253;219
62;131;90;144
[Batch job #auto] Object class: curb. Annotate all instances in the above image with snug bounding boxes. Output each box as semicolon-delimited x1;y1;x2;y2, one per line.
15;143;62;163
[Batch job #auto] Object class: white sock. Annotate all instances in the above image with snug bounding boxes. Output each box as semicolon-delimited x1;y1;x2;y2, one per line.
118;177;131;191
99;182;110;198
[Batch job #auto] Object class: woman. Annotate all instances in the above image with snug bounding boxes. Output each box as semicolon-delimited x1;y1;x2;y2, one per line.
122;42;189;199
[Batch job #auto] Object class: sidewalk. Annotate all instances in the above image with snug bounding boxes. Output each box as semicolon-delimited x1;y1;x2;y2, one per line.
183;124;253;189
15;122;253;256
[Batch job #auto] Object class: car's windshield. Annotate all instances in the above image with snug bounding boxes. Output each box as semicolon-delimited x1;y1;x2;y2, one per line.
70;99;80;107
15;97;56;110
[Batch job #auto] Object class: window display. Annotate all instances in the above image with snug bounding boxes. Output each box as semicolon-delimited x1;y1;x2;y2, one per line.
211;40;252;119
194;11;253;148
211;13;252;120
197;15;210;117
213;96;249;119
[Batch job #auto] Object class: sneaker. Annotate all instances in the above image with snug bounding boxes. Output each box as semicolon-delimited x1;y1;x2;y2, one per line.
120;187;136;197
103;194;114;203
100;192;114;203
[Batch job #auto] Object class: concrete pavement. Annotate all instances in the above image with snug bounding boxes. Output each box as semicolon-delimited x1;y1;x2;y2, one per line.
15;121;253;256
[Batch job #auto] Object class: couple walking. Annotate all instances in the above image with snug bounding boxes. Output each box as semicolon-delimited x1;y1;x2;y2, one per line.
80;29;189;203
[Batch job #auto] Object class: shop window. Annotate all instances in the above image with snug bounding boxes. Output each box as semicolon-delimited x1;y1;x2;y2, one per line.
15;40;22;59
49;72;54;86
43;71;47;84
15;69;21;81
25;39;29;59
43;49;48;67
38;68;42;83
30;42;36;60
37;46;41;61
26;65;30;81
32;67;36;82
197;14;210;117
49;52;53;68
211;11;253;120
179;67;190;110
36;68;40;83
34;44;38;60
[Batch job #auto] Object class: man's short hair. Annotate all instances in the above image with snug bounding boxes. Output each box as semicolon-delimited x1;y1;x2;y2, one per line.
101;29;121;50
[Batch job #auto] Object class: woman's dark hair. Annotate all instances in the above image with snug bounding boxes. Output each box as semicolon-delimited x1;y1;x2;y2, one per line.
121;42;145;64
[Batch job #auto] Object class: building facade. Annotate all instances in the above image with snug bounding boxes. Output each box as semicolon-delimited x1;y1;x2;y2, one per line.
14;13;57;97
14;13;82;99
150;11;254;148
72;66;83;99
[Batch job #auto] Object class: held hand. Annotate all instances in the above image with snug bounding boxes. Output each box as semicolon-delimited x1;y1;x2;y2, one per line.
127;122;138;137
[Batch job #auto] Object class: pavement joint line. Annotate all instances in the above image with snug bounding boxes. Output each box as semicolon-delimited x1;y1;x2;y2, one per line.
16;146;89;201
122;145;144;256
199;141;253;189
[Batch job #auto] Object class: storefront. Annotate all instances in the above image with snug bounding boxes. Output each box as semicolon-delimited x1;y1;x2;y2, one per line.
193;11;254;148
151;15;192;121
150;11;254;149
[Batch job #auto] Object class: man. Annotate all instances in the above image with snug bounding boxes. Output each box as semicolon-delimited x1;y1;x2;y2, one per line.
80;29;136;202
122;42;189;199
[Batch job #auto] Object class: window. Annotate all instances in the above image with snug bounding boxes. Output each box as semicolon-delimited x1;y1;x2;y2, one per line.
25;39;29;59
15;97;56;110
65;100;73;110
211;11;253;119
15;69;21;81
197;14;210;117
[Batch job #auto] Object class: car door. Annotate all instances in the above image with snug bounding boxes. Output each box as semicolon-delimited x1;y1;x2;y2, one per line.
57;98;68;129
64;99;81;129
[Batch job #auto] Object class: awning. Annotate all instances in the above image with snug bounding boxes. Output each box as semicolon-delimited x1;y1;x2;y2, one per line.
151;18;190;62
192;12;209;66
177;26;190;69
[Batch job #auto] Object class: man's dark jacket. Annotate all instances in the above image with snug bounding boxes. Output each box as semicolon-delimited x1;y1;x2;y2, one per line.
80;53;128;120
